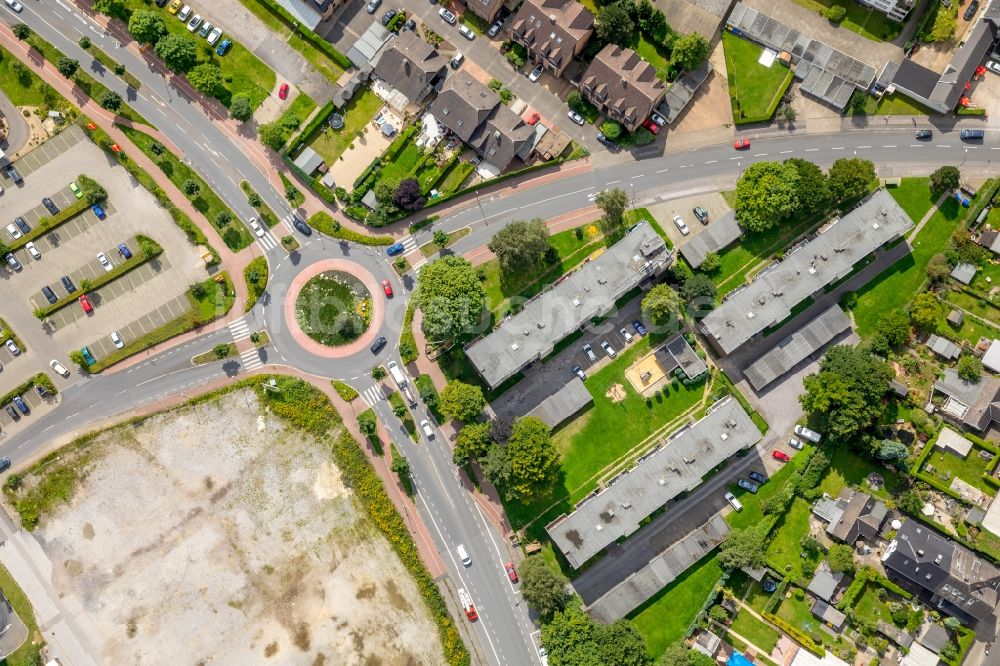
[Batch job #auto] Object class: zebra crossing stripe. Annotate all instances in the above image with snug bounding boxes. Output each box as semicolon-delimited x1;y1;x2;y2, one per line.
228;319;251;341
256;233;277;251
240;348;263;371
400;235;417;252
361;385;385;407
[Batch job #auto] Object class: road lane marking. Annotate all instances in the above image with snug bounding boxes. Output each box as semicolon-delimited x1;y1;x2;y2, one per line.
831;147;844;150
882;145;897;148
752;153;767;157
630;174;644;179
607;180;620;184
858;145;871;149
705;159;717;164
805;148;819;152
656;168;669;173
779;150;793;154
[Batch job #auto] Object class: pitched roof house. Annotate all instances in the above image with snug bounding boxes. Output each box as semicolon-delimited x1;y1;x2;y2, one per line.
465;0;505;22
428;71;534;171
819;488;889;544
579;45;666;132
373;30;447;105
933;367;1000;432
508;0;594;77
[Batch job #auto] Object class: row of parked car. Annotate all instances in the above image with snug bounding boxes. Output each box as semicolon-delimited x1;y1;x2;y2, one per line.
574;320;647;379
160;0;232;56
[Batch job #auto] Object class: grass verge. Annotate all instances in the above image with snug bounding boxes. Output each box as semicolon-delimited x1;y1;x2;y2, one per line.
388;390;417;441
0;373;57;408
242;255;269;312
308;211;394;246
420;228;470;256
0;563;43;666
332;380;359;401
84;42;142;89
241;180;280;228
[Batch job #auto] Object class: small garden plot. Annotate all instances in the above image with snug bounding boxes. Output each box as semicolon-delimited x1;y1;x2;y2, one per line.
852;583;894;626
765;497;819;581
818;448;900;502
776;591;851;654
722;33;794;125
728;448;812;530
924;446;998;495
302;89;383;166
731;609;781;653
945;289;1000;329
294;271;372;347
888;177;937;224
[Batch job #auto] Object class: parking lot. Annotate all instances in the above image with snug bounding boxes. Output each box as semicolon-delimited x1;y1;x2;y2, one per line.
644;191;730;248
0;126;210;415
0;382;58;433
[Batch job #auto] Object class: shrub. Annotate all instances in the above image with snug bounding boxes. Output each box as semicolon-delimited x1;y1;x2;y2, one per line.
825;4;847;22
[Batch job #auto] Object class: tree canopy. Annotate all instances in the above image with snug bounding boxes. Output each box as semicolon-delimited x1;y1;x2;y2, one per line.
786;158;831;216
542;605;650;666
56;57;79;78
452;422;493;466
595;188;629;236
958;355;983;382
717;525;767;570
505;416;559;500
230;93;253;122
734;161;801;232
657;644;717;666
488;219;551;272
641;284;683;330
595;2;635;45
909;291;941;331
439;380;486;423
153;34;198;73
828;158;876;203
416;256;487;342
671;33;709;70
799;345;892;443
128;9;167;45
393;179;425;211
828;543;856;574
930;165;961;193
519;556;570;620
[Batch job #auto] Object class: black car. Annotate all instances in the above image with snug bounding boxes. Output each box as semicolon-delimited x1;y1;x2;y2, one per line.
965;0;980;19
61;275;76;293
42;197;59;215
155;0;169;5
596;132;614;147
4;405;18;421
403;18;416;30
5;165;22;184
915;129;933;139
41;286;57;304
12;396;28;415
35;385;48;398
749;470;768;484
381;8;397;25
0;457;11;473
370;335;387;354
692;207;709;224
14;216;29;234
293;217;312;236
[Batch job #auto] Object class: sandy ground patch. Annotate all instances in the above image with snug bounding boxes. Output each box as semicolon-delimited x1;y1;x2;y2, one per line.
336;123;394;189
22;390;445;666
625;349;669;397
606;384;627;402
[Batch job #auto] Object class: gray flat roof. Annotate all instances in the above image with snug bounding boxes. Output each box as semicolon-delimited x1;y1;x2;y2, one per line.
701;189;914;355
466;222;670;388
927;334;961;360
662;61;713;125
293;146;323;175
743;305;851;390
346;22;391;68
951;262;977;285
679;211;742;268
527;377;593;428
663;334;708;379
585;515;729;623
547;396;762;568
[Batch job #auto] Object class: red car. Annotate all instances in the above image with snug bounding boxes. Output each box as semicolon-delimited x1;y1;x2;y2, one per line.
79;294;93;313
382;279;393;297
504;562;518;583
526;112;541;125
734;138;751;150
642;118;659;135
278;83;289;100
772;450;790;463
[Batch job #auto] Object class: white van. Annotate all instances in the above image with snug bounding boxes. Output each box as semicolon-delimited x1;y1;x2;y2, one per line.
725;492;743;512
388;360;407;388
457;544;472;566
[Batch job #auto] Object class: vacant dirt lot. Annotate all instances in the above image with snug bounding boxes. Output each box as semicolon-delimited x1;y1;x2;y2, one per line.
19;390;445;665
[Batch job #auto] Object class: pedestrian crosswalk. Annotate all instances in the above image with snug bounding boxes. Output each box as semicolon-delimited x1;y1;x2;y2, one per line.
410;256;427;271
399;235;418;252
228;319;251;342
239;347;263;371
256;229;278;252
361;385;385;407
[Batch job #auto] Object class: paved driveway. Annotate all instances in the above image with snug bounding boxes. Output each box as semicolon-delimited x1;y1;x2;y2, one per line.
0;87;29;157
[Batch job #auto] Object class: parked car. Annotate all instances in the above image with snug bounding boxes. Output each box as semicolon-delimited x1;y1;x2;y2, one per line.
168;0;182;14
725;491;743;511
504;562;518;583
370;335;387;354
41;286;57;304
248;217;264;238
567;110;585;125
92;203;106;219
583;343;597;361
988;60;1000;75
749;470;768;484
5;339;19;356
733;138;751;150
572;365;586;380
960;128;984;140
278;83;289;100
5;164;22;183
187;13;202;31
61;275;75;293
439;7;456;23
118;243;132;259
600;340;616;357
450;52;464;69
596;132;614;147
4;405;18;421
772;450;790;462
366;0;382;12
25;242;40;259
403;18;416;30
528;65;544;82
526;112;541;125
619;327;633;343
12;396;28;415
177;5;191;21
965;0;980;19
672;214;690;236
79;294;93;313
35;385;48;398
651;111;667;126
4;253;20;272
693;206;709;224
207;27;223;45
81;346;96;366
421;419;435;438
488;20;503;37
110;331;124;349
0;457;11;473
199;21;213;39
642;118;659;134
914;129;933;139
216;38;233;56
788;436;804;450
70;181;83;199
14;217;29;235
50;359;69;377
42;197;59;214
738;478;759;493
382;279;393;297
381;8;397;24
793;424;822;443
3;0;24;12
5;223;20;240
386;242;405;256
632;320;647;335
459;24;475;40
97;253;113;272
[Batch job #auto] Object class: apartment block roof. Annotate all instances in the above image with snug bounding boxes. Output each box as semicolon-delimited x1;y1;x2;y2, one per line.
679;210;742;268
509;0;594;67
580;44;667;122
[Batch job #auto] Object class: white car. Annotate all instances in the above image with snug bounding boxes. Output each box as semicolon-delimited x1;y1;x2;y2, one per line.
651;111;667;126
5;339;19;356
25;242;39;260
539;647;549;666
601;340;616;357
672;214;690;236
528;65;544;82
177;5;192;21
439;7;457;24
725;491;743;511
207;27;223;46
988;60;1000;75
3;0;24;12
567;110;585;125
488;19;503;37
248;217;264;238
793;424;822;443
420;419;435;439
5;223;21;240
97;252;112;272
49;359;69;377
187;14;203;32
788;437;804;450
459;24;475;40
619;327;633;343
110;331;124;349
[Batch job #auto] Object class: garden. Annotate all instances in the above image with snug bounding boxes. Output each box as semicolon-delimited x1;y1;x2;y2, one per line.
299;88;383;167
788;0;902;41
294;271;372;347
923;443;999;495
722;33;794;125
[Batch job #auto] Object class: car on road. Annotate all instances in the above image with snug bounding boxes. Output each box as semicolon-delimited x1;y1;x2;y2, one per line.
421;419;435;438
14;217;29;235
619;327;633;343
749;470;768;484
386;242;406;256
693;206;709;224
965;0;980;19
167;0;182;13
177;5;191;21
79;294;93;314
3;0;24;12
988;60;1000;75
110;331;124;349
488;20;503;37
583;343;597;361
81;346;96;366
207;27;223;45
733;138;751;150
450;52;464;69
293;217;311;235
788;436;804;449
50;360;69;377
5;223;21;240
70;181;83;199
216;38;232;57
248;217;264;238
118;243;132;259
651;111;667;126
772;450;790;463
596;132;614;147
97;253;113;272
672;214;690;236
367;0;382;13
457;544;471;565
439;7;456;23
199;22;213;39
528;65;544;82
5;164;22;184
12;396;28;415
794;424;822;443
738;478;759;493
725;491;743;511
61;275;75;293
278;83;289;100
504;562;518;583
632;320;647;336
0;457;11;473
539;647;549;666
526;112;540;125
5;340;19;356
567;109;585;125
381;8;397;25
25;242;40;260
572;365;586;380
642;118;659;134
961;128;984;140
600;340;616;357
92;203;106;219
4;253;20;272
187;14;203;32
914;129;933;139
42;197;59;215
382;279;393;297
4;406;18;421
370;335;387;354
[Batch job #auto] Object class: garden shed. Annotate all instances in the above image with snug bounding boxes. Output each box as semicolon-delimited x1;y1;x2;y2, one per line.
935;427;974;458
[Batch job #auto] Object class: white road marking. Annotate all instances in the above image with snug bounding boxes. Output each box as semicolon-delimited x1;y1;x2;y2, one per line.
831;147;844;151
857;145;871;149
656;168;669;173
805;148;819;152
779;150;793;154
882;145;897;148
752;153;767;157
705;159;717;164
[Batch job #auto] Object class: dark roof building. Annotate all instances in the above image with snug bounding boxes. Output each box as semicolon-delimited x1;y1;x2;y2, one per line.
679;210;742;268
508;0;594;77
933;367;1000;431
807;567;846;603
811;599;847;631
882;520;1000;625
979;228;1000;255
825;488;889;544
579;45;667;132
466;0;506;22
526;377;593;427
428;72;534;171
373;30;447;105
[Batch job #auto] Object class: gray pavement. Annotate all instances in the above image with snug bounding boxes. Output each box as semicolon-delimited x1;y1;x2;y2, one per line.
0;88;29;157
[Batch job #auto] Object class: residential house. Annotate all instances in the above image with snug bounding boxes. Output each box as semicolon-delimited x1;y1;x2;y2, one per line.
806;566;847;604
462;0;506;23
882;519;1000;626
932;367;1000;432
274;0;343;29
508;0;594;78
813;488;889;545
983;339;1000;374
858;0;914;21
978;228;1000;255
373;30;447;106
811;599;847;631
428;71;534;172
578;45;666;132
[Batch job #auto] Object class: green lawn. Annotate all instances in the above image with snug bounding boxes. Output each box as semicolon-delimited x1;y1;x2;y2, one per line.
789;0;902;41
945;289;1000;328
888;178;937;224
301;88;382;167
852;197;963;337
776;593;825;636
925;447;997;495
629;553;722;659
731;609;781;653
818;447;900;501
379;141;425;184
723;33;794;124
744;580;775;613
765;497;817;581
284;92;318;128
853;584;893;625
851;92;936;116
936;299;1000;345
0;44;53;107
728;446;812;530
628;32;671;82
0;563;42;666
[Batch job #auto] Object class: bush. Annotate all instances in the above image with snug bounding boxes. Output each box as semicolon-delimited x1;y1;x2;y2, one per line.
600;120;622;140
825;4;847;22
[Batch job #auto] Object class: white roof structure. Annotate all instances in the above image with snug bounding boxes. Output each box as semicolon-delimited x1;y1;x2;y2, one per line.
900;643;941;666
935;427;974;458
983;339;1000;374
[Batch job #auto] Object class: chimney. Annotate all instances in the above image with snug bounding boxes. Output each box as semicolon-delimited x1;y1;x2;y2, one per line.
550;13;557;22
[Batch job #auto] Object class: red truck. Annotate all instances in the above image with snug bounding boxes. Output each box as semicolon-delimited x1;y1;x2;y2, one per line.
459;588;478;622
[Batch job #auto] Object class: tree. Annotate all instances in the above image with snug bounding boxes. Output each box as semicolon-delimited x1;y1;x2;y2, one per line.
641;284;682;329
433;229;449;247
284;182;300;203
699;252;721;273
154;34;198;73
930;165;961;194
11;24;30;40
567;90;585;113
786;158;830;216
394;178;425;211
671;33;709;70
182;179;200;196
94;0;128;19
504;416;559;499
680;274;716;304
958;355;983;382
927;254;951;283
359;414;377;437
416;256;487;342
657;644;716;666
849;91;868;115
734;161;801;232
541;605;650;666
128;9;167;45
56;57;79;78
453;422;492;466
943;617;962;632
78;36;91;49
488;219;550;272
230;93;253;122
828;543;856;574
214;211;232;228
600;120;622;140
828;158;876;203
800;345;893;442
481;444;512;488
594;188;629;236
247;191;262;208
928;6;957;42
595;2;635;45
188;63;224;97
910;291;941;331
717;525;767;570
372;366;387;380
875;309;911;348
825;4;847;21
391;453;410;479
708;605;729;623
439;380;486;422
519;557;569;620
98;90;123;112
878;440;909;460
374;178;398;204
491;415;514;445
257;122;287;151
213;344;231;359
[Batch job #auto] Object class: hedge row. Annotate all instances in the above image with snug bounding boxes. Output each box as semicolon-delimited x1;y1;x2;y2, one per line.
0;373;57;409
763;576;790;614
871;573;913;600
308;212;393;246
763;611;825;656
837;566;873;611
331;380;359;402
286;100;335;157
283;155;337;204
910;425;943;475
400;301;418;364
